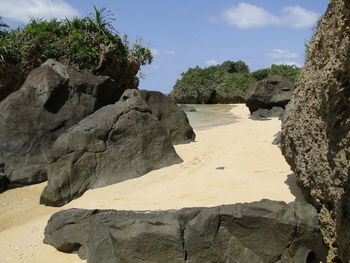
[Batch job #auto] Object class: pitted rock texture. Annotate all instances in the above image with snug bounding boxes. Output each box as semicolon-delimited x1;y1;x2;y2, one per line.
281;1;350;262
40;90;182;206
44;200;322;263
0;59;119;187
246;76;295;114
133;90;195;144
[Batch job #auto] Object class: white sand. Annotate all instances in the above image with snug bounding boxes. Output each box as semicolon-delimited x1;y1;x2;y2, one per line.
0;104;302;262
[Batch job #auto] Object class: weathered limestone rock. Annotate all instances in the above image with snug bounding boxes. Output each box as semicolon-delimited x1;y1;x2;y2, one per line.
40;90;182;206
44;200;323;263
246;76;295;113
281;1;350;261
0;59;119;186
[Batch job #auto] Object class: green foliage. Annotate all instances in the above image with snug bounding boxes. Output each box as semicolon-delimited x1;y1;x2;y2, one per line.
172;60;255;100
0;8;152;69
216;60;249;74
251;64;301;83
172;60;301;102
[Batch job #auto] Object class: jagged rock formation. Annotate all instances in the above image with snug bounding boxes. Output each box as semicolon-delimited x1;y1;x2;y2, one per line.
246;76;295;114
40;89;182;206
44;200;322;263
134;90;195;144
281;1;350;262
0;59;119;186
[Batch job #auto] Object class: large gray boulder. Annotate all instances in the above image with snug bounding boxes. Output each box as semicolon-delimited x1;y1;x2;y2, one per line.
40;90;182;206
134;90;195;144
281;0;350;262
0;59;121;187
44;200;323;263
246;76;295;114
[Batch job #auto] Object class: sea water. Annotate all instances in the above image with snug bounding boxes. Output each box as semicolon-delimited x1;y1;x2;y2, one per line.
184;104;237;130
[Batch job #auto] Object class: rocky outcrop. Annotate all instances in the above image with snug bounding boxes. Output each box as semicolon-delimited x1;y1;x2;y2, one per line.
246;76;295;113
94;44;140;91
0;44;140;103
40;89;182;206
134;90;195;144
0;59;120;187
44;200;323;263
250;106;285;120
171;90;245;104
178;104;196;112
281;1;350;262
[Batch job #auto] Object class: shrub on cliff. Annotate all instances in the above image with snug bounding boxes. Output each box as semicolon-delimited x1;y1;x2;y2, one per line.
171;60;255;103
0;7;153;101
251;64;301;83
0;7;152;68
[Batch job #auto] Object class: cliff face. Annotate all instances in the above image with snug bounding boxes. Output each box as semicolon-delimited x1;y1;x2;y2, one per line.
281;0;350;262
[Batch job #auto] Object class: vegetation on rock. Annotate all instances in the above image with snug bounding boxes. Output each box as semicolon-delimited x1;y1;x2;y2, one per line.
251;64;301;83
0;7;153;101
171;61;301;104
0;7;152;67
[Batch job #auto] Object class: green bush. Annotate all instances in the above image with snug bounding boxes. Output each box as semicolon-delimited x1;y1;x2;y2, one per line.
172;60;255;100
251;64;301;83
0;8;153;69
172;60;301;103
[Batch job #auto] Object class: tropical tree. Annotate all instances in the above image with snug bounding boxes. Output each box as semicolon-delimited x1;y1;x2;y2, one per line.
89;5;117;34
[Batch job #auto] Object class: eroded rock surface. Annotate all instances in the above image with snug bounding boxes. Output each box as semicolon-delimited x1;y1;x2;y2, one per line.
44;200;322;263
40;90;182;206
281;1;350;261
133;90;195;144
246;76;295;114
0;59;119;186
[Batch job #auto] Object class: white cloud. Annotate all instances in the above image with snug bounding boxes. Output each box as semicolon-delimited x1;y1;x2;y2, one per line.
205;60;218;66
282;6;319;29
151;48;176;56
266;49;299;59
221;3;319;29
151;48;160;56
275;61;303;68
222;3;278;29
0;0;79;23
163;50;176;56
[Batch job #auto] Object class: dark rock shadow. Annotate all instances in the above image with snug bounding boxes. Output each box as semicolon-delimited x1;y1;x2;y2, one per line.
285;173;328;262
284;173;306;203
272;131;281;146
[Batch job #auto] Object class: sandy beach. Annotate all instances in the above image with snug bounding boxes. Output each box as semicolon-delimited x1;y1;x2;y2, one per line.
0;104;302;263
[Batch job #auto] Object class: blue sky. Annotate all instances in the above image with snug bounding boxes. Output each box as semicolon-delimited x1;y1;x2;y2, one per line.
0;0;329;94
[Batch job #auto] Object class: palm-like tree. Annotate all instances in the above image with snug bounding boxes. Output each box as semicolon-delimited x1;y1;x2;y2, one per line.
90;5;116;34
